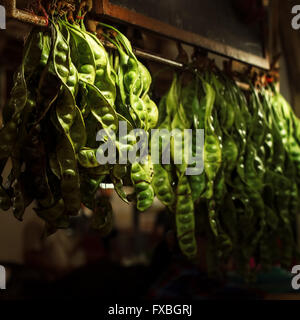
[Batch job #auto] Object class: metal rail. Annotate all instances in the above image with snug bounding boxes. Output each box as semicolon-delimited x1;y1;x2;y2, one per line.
102;40;184;69
4;0;47;26
3;1;250;89
134;48;184;69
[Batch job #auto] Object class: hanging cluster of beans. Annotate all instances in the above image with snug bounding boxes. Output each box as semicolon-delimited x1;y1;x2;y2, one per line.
0;12;158;234
154;70;300;278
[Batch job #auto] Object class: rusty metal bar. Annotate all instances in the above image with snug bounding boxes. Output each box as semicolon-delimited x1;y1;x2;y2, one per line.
4;0;47;26
103;40;184;69
3;3;250;90
134;48;184;69
95;0;270;70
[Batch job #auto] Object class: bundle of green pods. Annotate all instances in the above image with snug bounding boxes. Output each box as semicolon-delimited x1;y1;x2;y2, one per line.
154;71;300;278
0;16;158;234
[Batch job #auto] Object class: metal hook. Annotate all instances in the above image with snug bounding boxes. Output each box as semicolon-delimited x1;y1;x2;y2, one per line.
176;42;189;64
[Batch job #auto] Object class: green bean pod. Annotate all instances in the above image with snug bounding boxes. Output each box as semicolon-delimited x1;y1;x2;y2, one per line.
175;174;197;258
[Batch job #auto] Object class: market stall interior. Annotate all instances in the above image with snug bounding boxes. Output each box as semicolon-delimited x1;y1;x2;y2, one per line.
0;0;300;300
